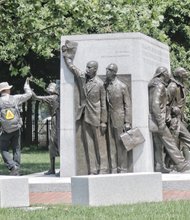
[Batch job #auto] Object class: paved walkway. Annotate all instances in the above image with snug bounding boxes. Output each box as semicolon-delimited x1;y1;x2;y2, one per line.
163;190;190;201
30;191;190;205
30;192;71;205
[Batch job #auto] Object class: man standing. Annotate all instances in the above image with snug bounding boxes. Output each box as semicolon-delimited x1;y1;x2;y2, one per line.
167;67;190;161
105;63;131;173
0;78;32;175
32;82;60;175
62;40;107;175
149;66;190;173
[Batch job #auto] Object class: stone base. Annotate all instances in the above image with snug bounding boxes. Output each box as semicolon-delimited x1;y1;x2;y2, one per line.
0;176;29;208
29;177;71;192
163;173;190;190
71;172;162;206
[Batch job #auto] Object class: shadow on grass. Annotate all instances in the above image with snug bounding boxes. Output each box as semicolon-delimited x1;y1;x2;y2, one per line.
0;162;51;176
0;147;60;176
21;162;51;175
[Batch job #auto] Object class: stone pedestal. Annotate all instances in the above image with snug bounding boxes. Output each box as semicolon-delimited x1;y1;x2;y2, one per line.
71;173;162;206
60;32;170;177
0;176;29;208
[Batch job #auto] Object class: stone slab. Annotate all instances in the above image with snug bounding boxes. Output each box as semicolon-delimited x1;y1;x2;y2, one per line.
162;173;190;191
71;172;162;206
26;172;190;194
29;177;71;192
26;171;71;192
0;176;29;208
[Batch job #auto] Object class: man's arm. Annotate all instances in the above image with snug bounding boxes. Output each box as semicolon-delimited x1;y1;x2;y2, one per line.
152;84;166;129
32;91;56;105
123;85;132;131
100;84;107;124
14;78;32;105
100;83;107;134
62;40;82;78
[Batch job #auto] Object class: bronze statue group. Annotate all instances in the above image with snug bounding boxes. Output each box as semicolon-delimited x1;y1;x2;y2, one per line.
63;40;190;175
149;66;190;173
0;39;189;176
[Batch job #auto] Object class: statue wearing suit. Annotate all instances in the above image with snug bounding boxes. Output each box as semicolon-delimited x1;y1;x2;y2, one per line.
105;63;131;173
62;40;108;175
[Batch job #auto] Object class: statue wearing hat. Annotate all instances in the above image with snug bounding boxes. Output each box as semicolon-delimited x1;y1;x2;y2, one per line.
167;67;190;164
149;66;190;173
32;82;60;175
0;78;32;175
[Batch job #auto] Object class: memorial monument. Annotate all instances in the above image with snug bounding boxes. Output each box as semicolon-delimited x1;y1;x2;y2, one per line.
60;32;171;177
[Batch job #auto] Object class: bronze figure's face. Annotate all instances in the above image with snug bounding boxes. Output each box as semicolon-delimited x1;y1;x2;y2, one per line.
174;67;188;81
154;66;170;84
85;61;98;79
106;63;118;81
163;70;170;84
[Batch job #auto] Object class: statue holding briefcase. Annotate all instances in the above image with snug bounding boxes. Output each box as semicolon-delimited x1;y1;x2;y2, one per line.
105;63;132;173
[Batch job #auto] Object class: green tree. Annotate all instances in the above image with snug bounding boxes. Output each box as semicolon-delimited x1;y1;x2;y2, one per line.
1;0;190;144
1;0;189;80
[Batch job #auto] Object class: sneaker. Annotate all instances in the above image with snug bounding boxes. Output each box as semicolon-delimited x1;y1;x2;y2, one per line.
55;171;60;177
44;169;56;175
10;166;20;176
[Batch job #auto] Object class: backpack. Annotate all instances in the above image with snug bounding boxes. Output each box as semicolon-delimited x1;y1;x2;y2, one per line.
0;96;22;133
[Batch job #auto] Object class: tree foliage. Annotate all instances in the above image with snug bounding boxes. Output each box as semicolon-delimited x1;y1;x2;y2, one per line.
1;0;190;145
0;0;190;83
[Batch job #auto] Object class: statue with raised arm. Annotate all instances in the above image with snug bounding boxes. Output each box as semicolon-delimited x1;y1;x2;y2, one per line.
33;82;60;175
62;40;108;175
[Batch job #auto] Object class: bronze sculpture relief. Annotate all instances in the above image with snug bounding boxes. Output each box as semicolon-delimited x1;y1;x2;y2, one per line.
166;67;190;164
149;66;190;173
62;40;146;175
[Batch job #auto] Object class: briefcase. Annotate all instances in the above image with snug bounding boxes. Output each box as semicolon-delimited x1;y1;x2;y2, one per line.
120;127;145;151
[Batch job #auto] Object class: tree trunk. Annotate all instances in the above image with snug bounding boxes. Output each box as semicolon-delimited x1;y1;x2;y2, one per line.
25;99;33;146
34;101;39;146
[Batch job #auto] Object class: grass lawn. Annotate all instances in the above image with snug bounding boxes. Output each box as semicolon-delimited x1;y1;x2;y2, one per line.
0;200;190;220
0;146;60;175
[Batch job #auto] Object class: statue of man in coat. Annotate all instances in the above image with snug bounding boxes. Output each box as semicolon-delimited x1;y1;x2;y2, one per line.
62;40;108;175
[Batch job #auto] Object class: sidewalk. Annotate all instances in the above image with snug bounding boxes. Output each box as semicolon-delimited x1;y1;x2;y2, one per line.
30;190;190;205
30;192;71;205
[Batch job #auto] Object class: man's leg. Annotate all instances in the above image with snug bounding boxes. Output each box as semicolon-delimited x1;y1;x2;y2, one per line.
152;133;170;173
0;132;16;171
107;120;117;173
80;119;90;174
113;127;128;173
85;122;101;174
95;126;108;174
179;122;190;160
12;130;21;168
159;126;190;172
44;131;57;175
